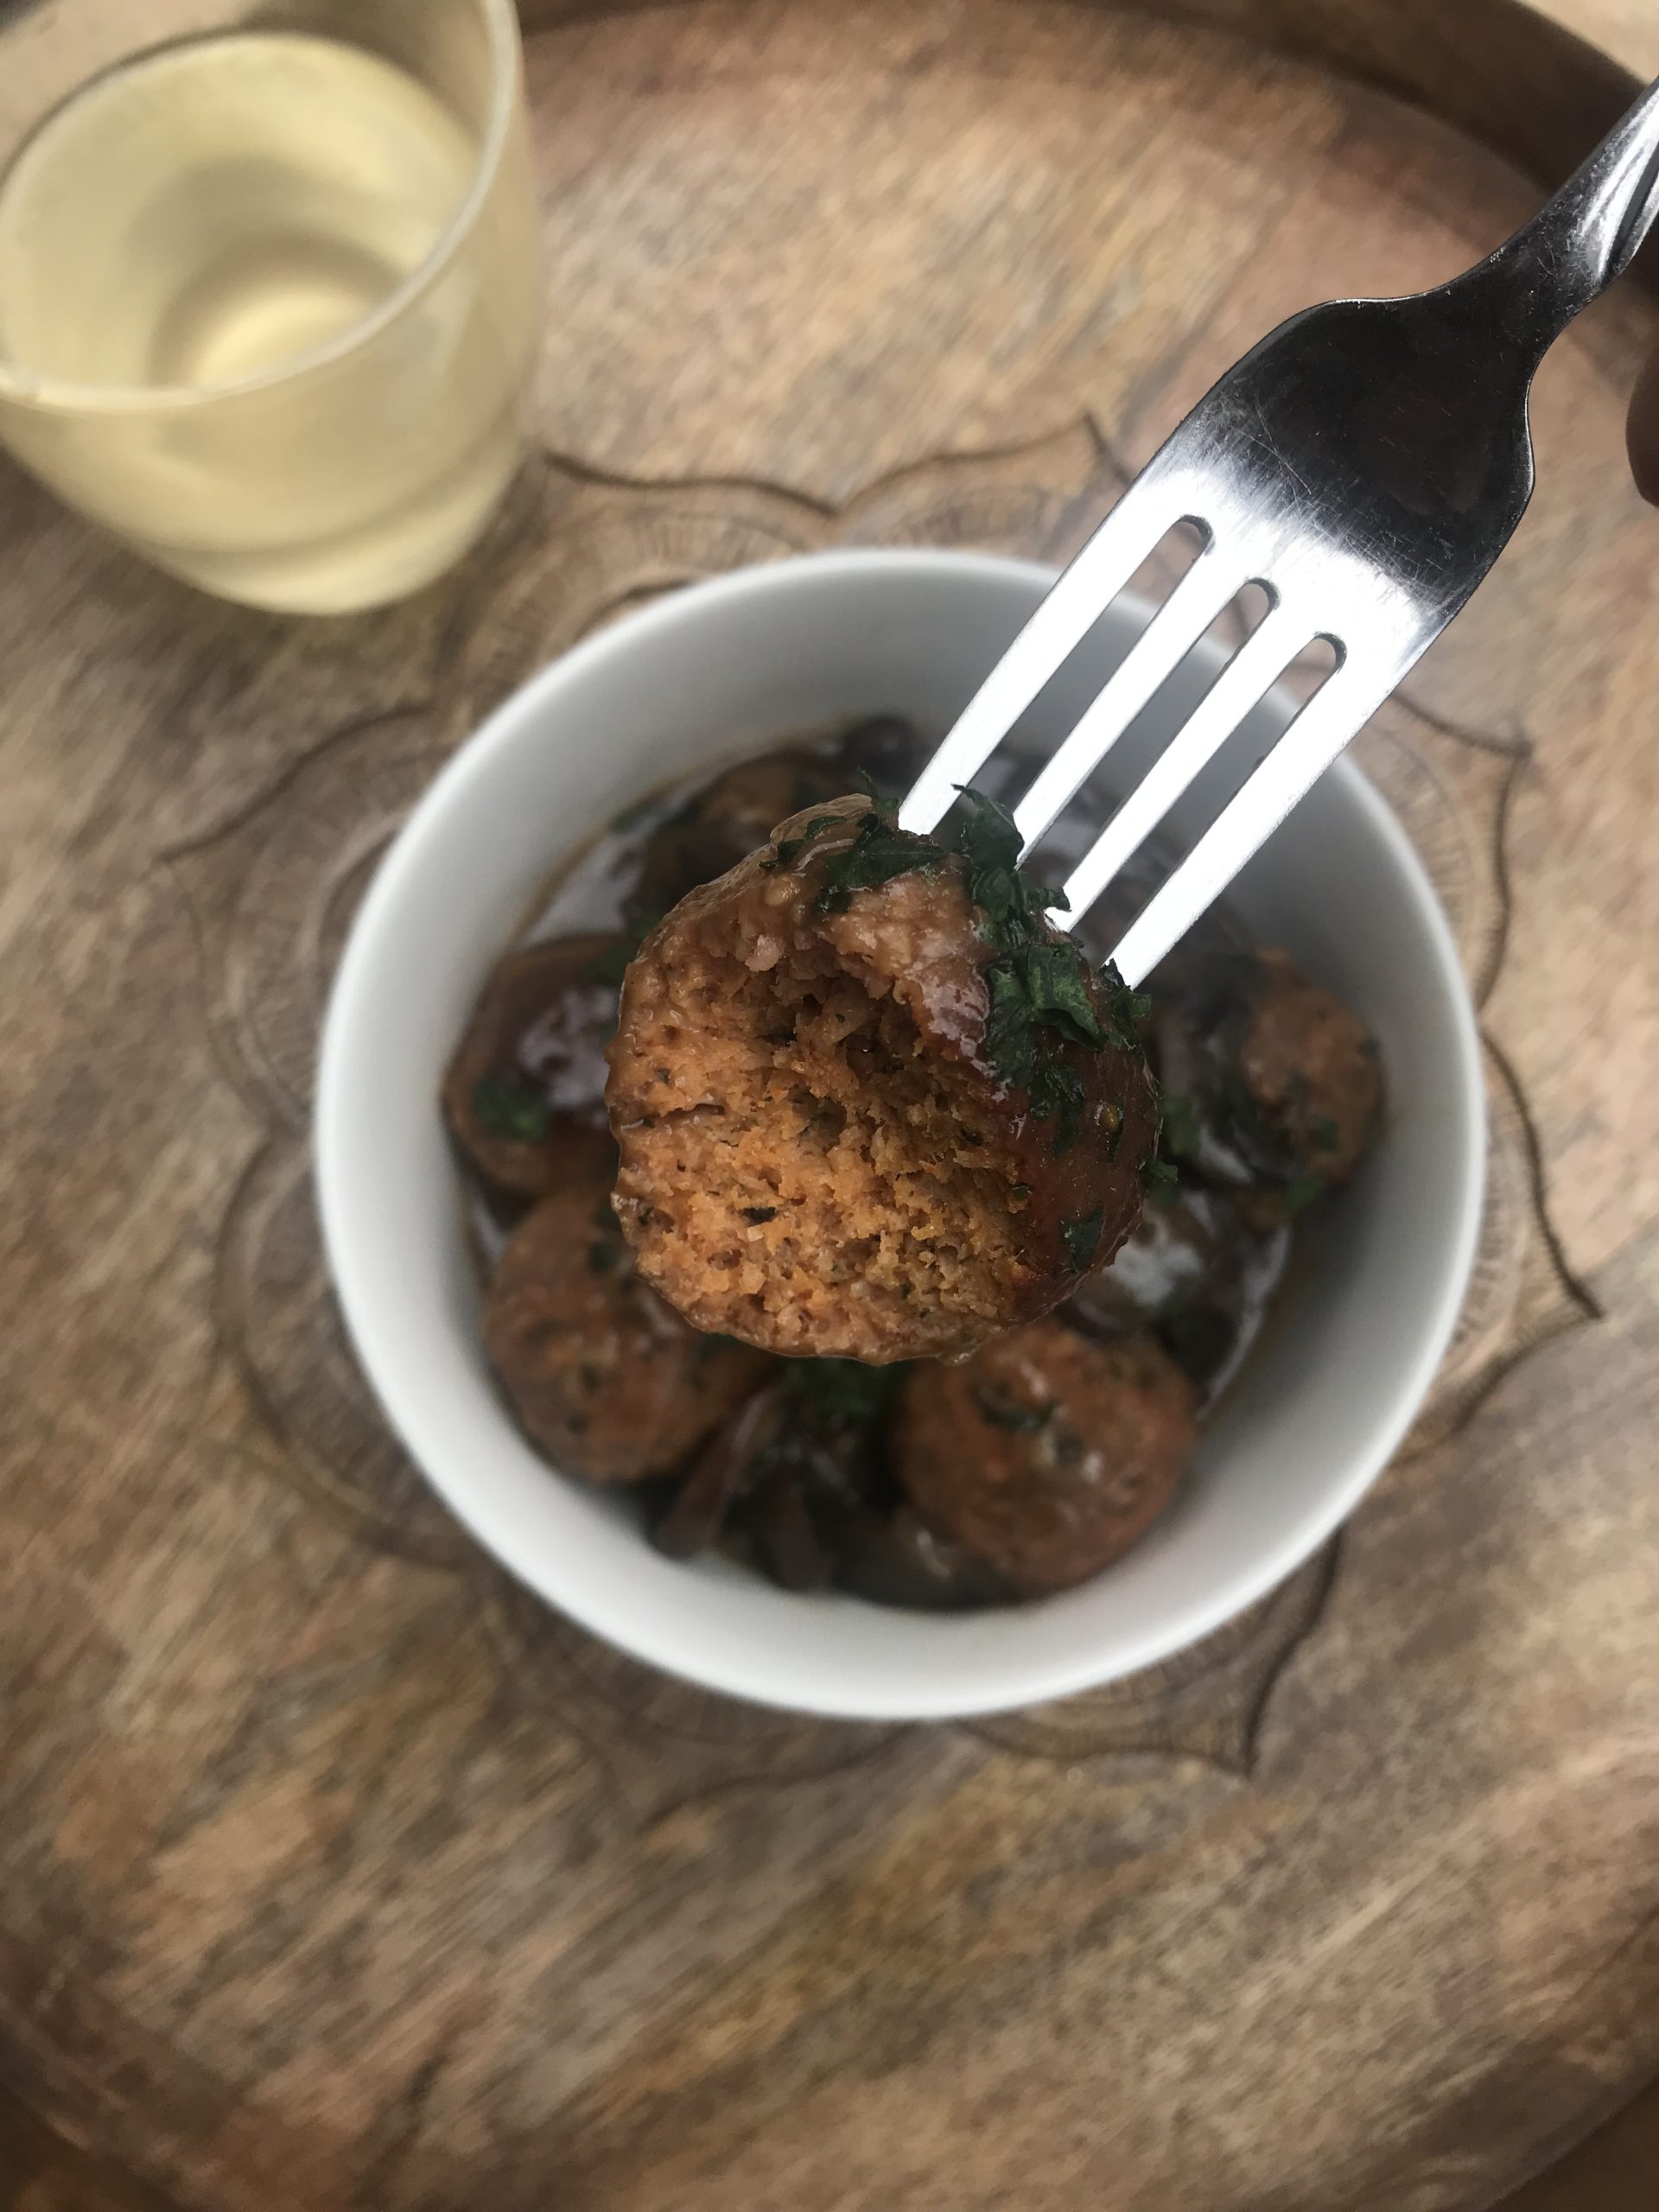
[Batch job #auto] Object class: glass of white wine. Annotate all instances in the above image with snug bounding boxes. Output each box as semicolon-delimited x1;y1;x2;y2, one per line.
0;0;542;613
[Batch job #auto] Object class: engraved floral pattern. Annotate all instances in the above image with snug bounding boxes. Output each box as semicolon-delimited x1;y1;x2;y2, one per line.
168;421;1586;1803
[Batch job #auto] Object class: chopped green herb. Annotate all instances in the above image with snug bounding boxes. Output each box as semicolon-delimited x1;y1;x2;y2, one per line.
1061;1206;1105;1273
1310;1113;1342;1155
1010;1181;1032;1203
982;951;1100;1154
1142;1155;1180;1195
472;1075;549;1144
1095;960;1151;1049
982;958;1035;1081
855;768;901;822
781;1357;911;1427
973;1383;1054;1435
814;815;941;911
1020;941;1107;1048
1282;1171;1326;1216
951;789;1068;949
781;786;1144;1157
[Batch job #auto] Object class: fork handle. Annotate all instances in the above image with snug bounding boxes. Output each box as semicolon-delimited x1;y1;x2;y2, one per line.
1477;75;1659;347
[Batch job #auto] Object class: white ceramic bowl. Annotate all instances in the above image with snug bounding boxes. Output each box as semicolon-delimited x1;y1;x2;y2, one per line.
316;550;1484;1719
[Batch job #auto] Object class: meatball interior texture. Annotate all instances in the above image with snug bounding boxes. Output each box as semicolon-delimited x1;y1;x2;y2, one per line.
485;1175;772;1483
894;1321;1198;1592
606;793;1161;1363
443;932;625;1200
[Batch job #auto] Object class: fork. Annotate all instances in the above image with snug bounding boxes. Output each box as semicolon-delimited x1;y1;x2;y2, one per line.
899;78;1659;985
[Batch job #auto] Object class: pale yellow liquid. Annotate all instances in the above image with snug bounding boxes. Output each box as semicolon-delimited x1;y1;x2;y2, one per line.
0;30;539;610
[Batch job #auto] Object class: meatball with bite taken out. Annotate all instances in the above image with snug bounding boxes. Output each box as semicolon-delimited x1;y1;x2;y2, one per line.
606;790;1161;1363
893;1319;1198;1592
485;1173;772;1483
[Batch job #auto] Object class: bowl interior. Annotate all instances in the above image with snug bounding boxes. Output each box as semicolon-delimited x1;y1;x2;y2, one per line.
316;550;1484;1719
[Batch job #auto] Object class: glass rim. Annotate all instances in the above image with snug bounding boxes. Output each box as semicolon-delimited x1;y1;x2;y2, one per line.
0;0;525;417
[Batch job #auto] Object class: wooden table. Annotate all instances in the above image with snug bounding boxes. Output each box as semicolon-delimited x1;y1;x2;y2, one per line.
4;3;1659;2206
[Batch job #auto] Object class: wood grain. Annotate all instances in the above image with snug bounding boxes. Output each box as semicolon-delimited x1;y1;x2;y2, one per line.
4;3;1659;2207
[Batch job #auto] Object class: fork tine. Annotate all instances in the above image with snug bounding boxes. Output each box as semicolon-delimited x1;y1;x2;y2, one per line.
1107;648;1396;987
897;460;1198;835
1010;543;1249;851
1057;600;1304;922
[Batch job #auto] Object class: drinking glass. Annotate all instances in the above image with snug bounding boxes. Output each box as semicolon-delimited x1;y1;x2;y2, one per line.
0;0;542;613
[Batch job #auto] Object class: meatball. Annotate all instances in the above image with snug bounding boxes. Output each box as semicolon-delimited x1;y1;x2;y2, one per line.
830;714;931;801
1156;946;1382;1203
893;1321;1197;1592
628;747;848;929
485;1177;772;1482
444;934;625;1200
607;792;1160;1363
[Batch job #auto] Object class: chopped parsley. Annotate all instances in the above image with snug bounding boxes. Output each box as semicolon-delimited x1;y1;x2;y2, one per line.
855;768;902;820
472;1075;549;1144
781;1357;911;1427
814;817;942;911
769;783;1144;1155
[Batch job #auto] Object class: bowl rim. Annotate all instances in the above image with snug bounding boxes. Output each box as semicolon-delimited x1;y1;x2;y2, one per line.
315;545;1486;1719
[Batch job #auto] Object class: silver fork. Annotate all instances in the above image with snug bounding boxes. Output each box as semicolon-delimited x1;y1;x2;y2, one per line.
899;78;1659;985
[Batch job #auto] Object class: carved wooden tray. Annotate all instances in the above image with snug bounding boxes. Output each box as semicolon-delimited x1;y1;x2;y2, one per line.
5;3;1659;2208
